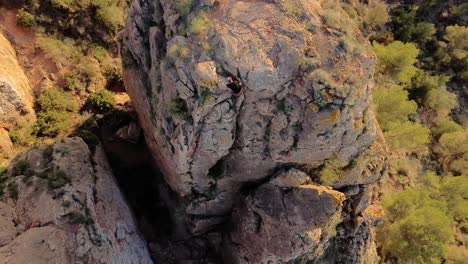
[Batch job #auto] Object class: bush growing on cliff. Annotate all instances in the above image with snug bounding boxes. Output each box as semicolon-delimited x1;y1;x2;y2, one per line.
34;89;79;137
87;89;115;112
16;8;36;27
175;0;193;17
189;13;210;37
167;43;190;62
36;36;79;69
96;4;125;30
318;157;347;186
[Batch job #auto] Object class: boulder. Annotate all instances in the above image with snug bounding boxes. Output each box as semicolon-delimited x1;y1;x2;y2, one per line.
0;138;152;263
226;169;345;263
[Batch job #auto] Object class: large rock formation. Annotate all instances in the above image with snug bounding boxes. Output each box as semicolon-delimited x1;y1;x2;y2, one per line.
121;0;386;262
0;137;152;263
0;32;35;160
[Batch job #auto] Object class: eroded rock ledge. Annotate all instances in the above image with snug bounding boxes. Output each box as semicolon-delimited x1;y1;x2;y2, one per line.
0;138;152;263
120;0;387;262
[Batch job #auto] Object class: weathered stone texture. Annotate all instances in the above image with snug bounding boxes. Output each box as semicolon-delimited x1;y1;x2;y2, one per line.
0;138;152;263
120;0;387;262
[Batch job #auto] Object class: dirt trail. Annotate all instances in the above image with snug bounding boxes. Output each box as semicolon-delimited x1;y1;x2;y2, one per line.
0;7;58;96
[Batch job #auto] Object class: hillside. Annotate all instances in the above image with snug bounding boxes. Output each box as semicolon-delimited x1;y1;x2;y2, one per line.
0;0;466;263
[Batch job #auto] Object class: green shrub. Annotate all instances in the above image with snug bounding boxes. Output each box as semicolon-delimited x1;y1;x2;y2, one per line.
16;8;36;27
384;121;430;153
64;71;87;92
34;89;79;137
36;88;78;113
175;0;193;17
425;87;458;117
444;25;468;60
380;171;468;263
373;41;420;83
413;22;436;42
390;5;418;42
373;85;417;131
433;118;463;138
50;0;79;11
434;130;468;176
96;5;124;30
189;13;210;36
87;89;115;112
409;71;449;104
167;44;190;62
75;55;106;92
36;36;79;68
318;157;347;186
363;0;389;31
12;160;32;176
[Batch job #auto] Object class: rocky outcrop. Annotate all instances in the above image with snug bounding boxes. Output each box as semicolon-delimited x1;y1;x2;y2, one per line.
0;137;152;263
120;0;387;262
0;32;35;160
226;169;345;263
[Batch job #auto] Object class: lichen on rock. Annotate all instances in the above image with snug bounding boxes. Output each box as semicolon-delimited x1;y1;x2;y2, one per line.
120;0;387;262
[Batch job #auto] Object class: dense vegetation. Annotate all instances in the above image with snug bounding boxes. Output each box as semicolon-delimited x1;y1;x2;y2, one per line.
366;0;467;263
4;0;130;152
20;0;130;47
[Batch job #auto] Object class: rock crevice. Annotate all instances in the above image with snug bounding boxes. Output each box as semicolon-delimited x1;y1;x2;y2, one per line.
120;0;387;262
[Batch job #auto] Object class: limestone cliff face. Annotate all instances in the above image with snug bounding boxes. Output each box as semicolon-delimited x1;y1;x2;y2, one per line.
0;32;35;159
0;138;152;263
121;0;386;262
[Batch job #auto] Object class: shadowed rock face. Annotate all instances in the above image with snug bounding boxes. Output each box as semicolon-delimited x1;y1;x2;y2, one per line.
0;138;152;263
120;0;386;262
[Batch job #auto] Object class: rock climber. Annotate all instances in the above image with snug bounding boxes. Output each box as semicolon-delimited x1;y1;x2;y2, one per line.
226;75;244;96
